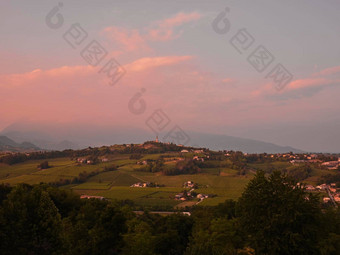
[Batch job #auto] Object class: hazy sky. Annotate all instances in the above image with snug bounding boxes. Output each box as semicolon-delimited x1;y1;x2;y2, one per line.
1;0;340;152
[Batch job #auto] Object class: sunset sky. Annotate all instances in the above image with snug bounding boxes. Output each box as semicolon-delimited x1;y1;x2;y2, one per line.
1;0;340;152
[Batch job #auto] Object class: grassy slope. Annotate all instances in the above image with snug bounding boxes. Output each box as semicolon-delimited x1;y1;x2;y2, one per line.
2;153;334;207
0;158;115;185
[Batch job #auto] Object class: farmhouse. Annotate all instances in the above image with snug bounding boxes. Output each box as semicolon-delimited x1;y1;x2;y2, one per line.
290;159;307;164
305;185;316;191
80;195;105;200
334;195;340;202
77;158;87;164
329;188;337;193
183;181;195;188
197;194;209;199
175;193;185;200
323;197;331;203
193;156;204;162
316;184;328;190
131;182;151;188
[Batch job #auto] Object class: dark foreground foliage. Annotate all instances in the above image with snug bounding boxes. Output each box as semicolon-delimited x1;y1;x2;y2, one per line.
0;171;339;255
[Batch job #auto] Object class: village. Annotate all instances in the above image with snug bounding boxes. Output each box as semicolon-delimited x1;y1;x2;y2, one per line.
130;179;216;204
304;183;340;206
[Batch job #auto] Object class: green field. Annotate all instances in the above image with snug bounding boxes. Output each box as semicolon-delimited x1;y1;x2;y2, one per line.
0;158;115;185
2;150;333;208
95;186;182;207
0;155;252;207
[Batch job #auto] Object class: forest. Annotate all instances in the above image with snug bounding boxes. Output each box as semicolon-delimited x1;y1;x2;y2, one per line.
0;171;339;255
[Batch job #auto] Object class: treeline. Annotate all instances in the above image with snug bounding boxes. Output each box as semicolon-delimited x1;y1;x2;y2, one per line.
0;150;75;165
121;142;187;154
319;172;340;188
138;159;200;176
1;171;339;254
163;159;200;176
0;142;201;165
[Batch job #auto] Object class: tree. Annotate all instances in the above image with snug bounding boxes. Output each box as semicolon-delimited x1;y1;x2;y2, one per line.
65;199;126;255
38;161;50;169
122;219;156;255
238;171;322;254
185;218;240;255
0;184;11;206
0;184;64;254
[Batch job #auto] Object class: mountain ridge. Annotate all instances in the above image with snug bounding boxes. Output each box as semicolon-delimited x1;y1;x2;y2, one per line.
0;123;304;153
0;135;40;152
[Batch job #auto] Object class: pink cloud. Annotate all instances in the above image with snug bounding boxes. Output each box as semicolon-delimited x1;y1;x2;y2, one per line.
101;26;150;53
125;55;193;72
0;65;97;88
221;78;236;84
2;55;339;134
0;55;201;127
251;75;339;98
287;78;332;90
313;66;340;76
159;12;202;28
101;12;203;53
148;12;202;41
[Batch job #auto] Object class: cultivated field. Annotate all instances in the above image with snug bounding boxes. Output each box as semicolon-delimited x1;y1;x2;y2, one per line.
1;148;335;208
0;152;253;207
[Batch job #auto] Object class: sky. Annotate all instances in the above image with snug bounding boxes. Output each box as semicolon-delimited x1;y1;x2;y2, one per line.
1;0;340;152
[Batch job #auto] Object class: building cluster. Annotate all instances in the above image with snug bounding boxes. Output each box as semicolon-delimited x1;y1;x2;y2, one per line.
131;182;152;188
175;192;192;201
80;195;105;200
136;160;148;165
174;181;211;203
193;156;205;162
287;154;340;170
180;149;205;154
76;158;93;164
183;181;195;188
76;157;109;165
321;161;340;170
174;192;210;201
302;183;340;204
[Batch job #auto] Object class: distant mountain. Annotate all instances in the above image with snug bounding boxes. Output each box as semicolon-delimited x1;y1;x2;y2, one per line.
0;122;304;153
0;127;80;151
187;132;303;153
0;135;40;152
